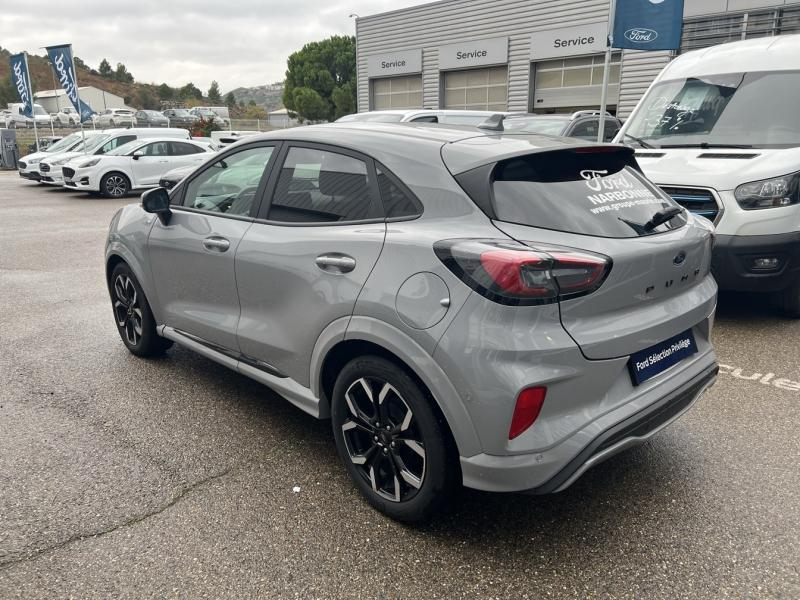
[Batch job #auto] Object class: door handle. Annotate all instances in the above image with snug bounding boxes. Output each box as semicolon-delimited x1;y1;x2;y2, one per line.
203;236;230;252
315;253;356;273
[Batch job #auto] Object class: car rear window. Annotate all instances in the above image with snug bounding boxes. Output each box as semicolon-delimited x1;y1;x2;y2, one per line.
491;151;687;238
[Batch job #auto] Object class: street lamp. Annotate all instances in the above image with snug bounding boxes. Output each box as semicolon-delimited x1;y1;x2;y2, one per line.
349;13;360;113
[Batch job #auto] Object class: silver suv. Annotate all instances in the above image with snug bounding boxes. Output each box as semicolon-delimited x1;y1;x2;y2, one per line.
106;123;719;521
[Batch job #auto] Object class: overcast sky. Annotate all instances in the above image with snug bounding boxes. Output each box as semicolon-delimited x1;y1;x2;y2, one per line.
1;0;432;92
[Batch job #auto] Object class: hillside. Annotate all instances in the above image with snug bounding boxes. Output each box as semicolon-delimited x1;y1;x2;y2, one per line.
226;83;285;111
0;48;143;105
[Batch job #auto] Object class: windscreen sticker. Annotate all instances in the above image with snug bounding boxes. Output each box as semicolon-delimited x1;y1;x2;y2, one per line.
579;169;663;215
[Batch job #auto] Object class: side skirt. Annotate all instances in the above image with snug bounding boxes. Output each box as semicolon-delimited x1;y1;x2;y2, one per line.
159;325;324;419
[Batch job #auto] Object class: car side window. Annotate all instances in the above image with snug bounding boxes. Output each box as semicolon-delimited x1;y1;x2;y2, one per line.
170;142;203;155
181;146;274;217
410;115;438;123
141;142;170;156
376;167;421;219
604;119;621;142
267;147;378;223
568;119;599;140
99;135;136;154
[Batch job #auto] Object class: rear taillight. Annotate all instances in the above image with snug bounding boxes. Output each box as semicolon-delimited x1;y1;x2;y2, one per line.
434;239;610;305
509;386;547;439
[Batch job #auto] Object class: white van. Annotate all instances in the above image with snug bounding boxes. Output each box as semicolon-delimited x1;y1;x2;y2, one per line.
614;35;800;316
7;103;53;129
39;128;190;186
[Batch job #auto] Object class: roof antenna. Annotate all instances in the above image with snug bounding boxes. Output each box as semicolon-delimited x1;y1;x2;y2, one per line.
477;113;505;131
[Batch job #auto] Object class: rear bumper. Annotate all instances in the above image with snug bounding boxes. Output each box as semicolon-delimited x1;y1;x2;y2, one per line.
712;232;800;293
459;360;718;493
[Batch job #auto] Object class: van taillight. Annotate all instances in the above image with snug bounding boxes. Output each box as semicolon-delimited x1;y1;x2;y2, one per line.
434;239;610;305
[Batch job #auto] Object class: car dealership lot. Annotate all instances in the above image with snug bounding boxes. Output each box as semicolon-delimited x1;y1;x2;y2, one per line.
0;172;798;598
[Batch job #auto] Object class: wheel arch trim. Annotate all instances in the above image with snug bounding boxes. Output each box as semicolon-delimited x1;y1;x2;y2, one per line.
311;315;482;457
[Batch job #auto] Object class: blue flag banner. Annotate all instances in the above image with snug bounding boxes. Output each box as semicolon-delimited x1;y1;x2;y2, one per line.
45;44;95;123
9;53;34;118
612;0;685;51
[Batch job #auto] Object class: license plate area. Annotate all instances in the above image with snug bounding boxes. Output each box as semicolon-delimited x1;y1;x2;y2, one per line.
628;329;698;386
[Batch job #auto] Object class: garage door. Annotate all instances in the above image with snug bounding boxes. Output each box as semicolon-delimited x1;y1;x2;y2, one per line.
532;53;621;112
371;75;423;110
442;66;507;111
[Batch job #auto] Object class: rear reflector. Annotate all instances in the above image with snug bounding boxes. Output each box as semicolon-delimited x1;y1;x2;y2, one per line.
509;387;547;440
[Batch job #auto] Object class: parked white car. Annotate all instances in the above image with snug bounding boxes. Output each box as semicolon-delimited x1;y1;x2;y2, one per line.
63;137;215;197
614;34;800;316
6;103;53;128
51;107;81;127
39;128;191;186
17;132;87;181
95;108;137;127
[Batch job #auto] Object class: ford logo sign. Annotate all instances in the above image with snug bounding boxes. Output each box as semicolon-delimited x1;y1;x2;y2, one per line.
624;28;659;43
673;251;687;266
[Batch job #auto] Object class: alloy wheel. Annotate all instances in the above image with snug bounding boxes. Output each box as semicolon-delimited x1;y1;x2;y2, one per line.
341;377;426;502
113;274;143;346
105;175;127;197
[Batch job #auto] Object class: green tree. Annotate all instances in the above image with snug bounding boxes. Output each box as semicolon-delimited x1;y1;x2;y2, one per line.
180;82;203;100
207;80;221;103
135;86;159;110
283;35;356;122
114;62;134;83
98;58;112;78
224;91;236;107
157;83;174;100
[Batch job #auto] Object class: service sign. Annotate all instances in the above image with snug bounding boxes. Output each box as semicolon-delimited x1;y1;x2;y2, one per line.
438;37;508;70
367;49;422;78
530;22;608;61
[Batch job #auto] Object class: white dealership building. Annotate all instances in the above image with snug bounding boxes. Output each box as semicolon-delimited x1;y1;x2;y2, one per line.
355;0;800;116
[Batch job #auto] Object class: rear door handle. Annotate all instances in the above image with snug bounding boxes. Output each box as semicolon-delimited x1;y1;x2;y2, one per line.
203;236;230;252
315;254;356;273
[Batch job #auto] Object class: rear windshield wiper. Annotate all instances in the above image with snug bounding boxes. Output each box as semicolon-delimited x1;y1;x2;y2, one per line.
622;133;657;149
645;206;683;231
659;143;754;149
618;206;683;235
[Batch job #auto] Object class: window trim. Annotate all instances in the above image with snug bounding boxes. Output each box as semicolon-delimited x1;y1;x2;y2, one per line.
254;141;385;227
374;160;424;222
170;141;282;220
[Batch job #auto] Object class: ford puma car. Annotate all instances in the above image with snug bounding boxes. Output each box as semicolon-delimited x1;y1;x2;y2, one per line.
106;124;718;521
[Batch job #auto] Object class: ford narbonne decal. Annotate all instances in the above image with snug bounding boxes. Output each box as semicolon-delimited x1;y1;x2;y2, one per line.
624;28;659;43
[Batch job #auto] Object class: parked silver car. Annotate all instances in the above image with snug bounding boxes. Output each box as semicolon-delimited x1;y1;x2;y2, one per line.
106;123;719;521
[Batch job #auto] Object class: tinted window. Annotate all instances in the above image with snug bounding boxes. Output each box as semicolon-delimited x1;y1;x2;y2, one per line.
98;135;136;154
142;142;169;156
491;151;687;238
604;119;620;142
376;168;420;219
568;119;600;140
170;142;203;155
182;146;274;216
267;147;376;223
410;115;438;123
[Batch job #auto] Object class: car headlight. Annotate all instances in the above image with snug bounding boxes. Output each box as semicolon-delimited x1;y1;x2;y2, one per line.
79;158;101;168
50;157;71;166
735;171;799;210
28;158;40;164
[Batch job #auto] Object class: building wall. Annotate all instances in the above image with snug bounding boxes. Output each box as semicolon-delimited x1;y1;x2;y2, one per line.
357;0;800;116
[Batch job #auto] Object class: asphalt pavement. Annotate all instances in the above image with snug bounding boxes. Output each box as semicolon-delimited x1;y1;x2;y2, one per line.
0;171;798;599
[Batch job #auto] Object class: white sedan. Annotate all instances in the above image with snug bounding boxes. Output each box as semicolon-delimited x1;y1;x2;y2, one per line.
62;138;215;197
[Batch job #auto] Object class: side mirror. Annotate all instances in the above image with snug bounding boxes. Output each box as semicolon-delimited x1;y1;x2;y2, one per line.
141;187;172;225
132;150;144;160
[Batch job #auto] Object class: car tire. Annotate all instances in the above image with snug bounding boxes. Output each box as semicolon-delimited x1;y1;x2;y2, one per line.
100;172;130;198
331;355;459;522
777;279;800;318
109;262;173;357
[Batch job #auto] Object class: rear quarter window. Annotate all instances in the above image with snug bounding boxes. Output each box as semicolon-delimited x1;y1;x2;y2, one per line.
491;151;686;238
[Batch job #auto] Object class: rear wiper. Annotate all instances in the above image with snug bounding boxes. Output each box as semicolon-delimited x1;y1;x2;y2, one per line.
622;133;657;149
645;206;683;231
659;143;754;149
